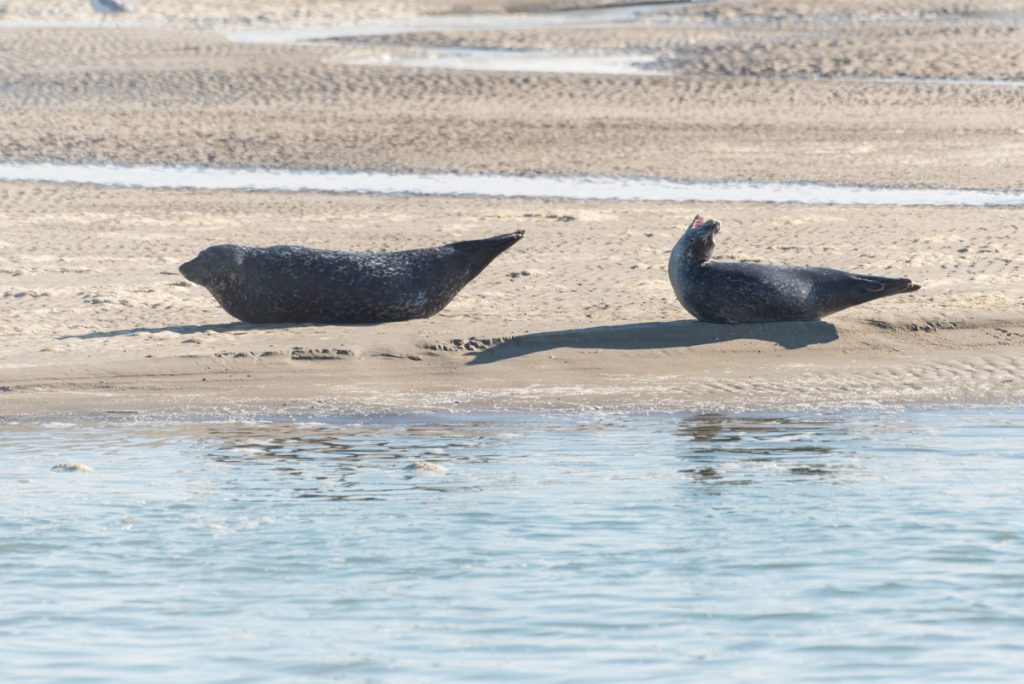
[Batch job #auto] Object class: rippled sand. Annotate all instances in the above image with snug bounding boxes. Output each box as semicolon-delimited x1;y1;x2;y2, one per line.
2;184;1021;417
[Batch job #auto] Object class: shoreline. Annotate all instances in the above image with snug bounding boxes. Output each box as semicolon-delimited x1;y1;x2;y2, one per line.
6;399;1024;426
4;315;1024;422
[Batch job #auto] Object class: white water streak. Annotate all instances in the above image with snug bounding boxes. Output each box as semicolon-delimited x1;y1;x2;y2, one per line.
2;162;1023;206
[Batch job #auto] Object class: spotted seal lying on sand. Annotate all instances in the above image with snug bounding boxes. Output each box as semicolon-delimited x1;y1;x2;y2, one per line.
669;215;920;323
179;231;524;324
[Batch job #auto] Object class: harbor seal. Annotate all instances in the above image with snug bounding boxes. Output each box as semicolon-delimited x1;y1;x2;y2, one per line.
179;231;524;324
669;215;920;323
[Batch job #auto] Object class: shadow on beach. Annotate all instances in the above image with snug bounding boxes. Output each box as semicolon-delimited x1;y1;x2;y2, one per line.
58;321;309;340
468;320;838;365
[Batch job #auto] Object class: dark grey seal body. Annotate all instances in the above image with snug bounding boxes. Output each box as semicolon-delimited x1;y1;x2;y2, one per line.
179;231;524;324
669;215;920;323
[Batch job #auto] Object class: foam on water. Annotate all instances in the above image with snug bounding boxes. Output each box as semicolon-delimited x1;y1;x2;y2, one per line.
2;161;1024;205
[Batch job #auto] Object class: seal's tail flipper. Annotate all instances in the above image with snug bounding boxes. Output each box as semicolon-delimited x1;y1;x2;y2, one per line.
450;231;525;256
441;230;526;284
818;273;920;318
416;231;526;318
854;276;921;296
449;231;526;273
830;275;922;314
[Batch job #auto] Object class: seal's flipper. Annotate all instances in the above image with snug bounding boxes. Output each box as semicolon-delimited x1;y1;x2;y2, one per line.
853;275;921;296
445;231;526;281
821;274;922;316
450;231;525;256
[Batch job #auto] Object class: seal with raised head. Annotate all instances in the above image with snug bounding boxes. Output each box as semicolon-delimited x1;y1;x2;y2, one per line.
179;231;524;324
669;215;920;323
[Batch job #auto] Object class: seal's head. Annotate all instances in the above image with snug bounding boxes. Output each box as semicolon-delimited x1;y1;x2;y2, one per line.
179;244;245;289
679;214;721;265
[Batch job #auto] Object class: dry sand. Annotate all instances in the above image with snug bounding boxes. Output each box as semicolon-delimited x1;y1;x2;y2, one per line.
1;0;1023;419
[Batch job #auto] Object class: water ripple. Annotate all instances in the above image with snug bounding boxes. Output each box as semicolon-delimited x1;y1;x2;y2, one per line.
1;410;1024;681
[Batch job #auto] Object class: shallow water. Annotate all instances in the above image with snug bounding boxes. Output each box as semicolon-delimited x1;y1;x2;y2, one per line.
220;3;1024;45
325;44;1024;83
3;161;1024;206
3;410;1024;681
815;74;1024;88
326;46;663;76
224;2;696;43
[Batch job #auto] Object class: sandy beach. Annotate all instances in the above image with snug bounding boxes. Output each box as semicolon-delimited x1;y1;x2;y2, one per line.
2;0;1023;419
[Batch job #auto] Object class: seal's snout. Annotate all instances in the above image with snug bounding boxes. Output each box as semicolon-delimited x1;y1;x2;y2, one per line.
179;250;217;286
178;256;199;282
178;244;243;287
687;215;720;235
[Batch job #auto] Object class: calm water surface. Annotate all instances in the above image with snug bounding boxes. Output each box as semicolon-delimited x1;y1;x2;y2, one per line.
2;410;1024;682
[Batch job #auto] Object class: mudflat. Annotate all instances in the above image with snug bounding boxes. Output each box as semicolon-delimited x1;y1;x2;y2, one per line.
1;0;1022;419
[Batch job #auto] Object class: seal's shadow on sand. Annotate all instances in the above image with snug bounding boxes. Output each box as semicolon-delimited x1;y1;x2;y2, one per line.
468;320;838;365
58;322;307;340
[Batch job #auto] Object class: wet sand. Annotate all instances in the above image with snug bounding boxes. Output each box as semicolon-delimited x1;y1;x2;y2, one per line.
1;0;1023;419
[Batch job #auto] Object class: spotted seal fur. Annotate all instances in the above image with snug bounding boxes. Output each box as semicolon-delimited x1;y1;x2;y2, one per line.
669;215;920;323
179;231;524;324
